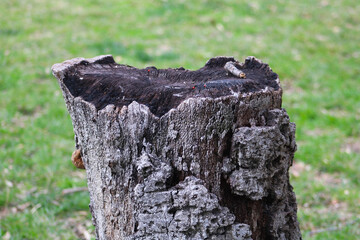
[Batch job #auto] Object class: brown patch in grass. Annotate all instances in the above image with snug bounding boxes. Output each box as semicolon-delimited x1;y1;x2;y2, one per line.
0;202;31;220
292;162;356;233
281;80;304;96
320;108;352;118
10;106;44;129
314;172;342;186
62;211;94;240
290;161;311;177
341;138;360;154
300;198;355;232
291;161;342;186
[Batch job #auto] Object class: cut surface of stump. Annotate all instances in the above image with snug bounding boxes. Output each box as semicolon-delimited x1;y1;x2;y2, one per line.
59;55;279;117
53;55;301;240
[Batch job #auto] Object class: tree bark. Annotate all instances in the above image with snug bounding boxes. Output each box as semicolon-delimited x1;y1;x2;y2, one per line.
52;55;302;240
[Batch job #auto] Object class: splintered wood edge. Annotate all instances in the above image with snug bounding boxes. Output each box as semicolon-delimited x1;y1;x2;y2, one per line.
52;55;115;80
52;55;282;118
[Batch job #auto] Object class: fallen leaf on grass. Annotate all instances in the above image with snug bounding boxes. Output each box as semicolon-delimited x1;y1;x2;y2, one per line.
30;203;41;214
17;202;31;211
69;170;87;179
5;180;13;188
75;224;91;240
291;161;342;186
0;202;31;219
341;138;360;154
63;212;95;240
0;208;10;219
290;161;311;177
2;232;11;240
317;201;352;221
314;172;342;186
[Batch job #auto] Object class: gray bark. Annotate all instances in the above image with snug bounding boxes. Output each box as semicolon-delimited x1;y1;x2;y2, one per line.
52;55;302;240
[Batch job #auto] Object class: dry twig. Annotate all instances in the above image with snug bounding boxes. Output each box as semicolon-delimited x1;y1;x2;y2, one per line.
61;187;88;196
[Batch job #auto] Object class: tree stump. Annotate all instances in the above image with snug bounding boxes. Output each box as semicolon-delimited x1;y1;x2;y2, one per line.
52;55;302;240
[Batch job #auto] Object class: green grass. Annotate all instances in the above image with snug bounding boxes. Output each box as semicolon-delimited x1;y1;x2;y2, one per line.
0;0;359;239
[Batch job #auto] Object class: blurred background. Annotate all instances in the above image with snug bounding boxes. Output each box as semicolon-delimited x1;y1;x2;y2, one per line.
0;0;359;239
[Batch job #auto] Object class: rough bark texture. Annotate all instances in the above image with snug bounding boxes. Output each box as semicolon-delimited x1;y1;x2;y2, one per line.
52;55;302;240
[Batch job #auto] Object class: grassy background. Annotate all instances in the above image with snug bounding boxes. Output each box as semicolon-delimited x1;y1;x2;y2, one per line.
1;0;359;239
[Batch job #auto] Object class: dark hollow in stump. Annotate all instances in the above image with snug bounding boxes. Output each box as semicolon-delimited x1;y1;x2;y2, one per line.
52;55;302;240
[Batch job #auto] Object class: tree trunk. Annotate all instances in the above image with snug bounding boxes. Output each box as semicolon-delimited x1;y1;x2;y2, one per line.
52;55;302;240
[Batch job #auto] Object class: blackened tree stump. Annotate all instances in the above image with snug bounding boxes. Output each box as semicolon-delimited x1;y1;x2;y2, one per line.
52;55;302;240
